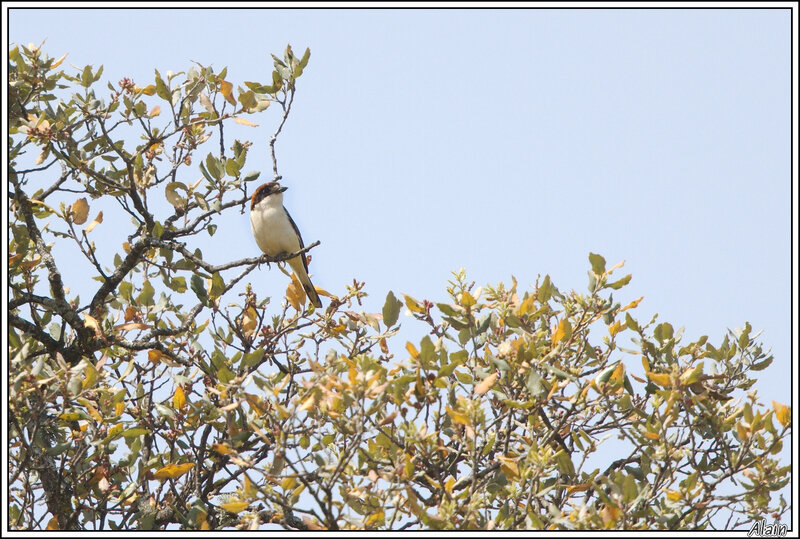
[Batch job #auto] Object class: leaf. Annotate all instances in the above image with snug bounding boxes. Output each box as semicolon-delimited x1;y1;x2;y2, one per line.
165;182;187;209
772;401;790;427
608;274;632;290
72;198;90;224
191;274;209;305
446;405;470;426
219;80;236;106
84;211;103;233
474;372;498;396
141;84;157;96
138;280;155;306
83;314;103;338
403;294;426;314
153;462;194;480
648;372;671;387
497;455;519;479
286;273;304;310
173;385;187;410
552;318;571;344
49;52;68;70
234;117;259;127
198;92;214;113
589;252;606;275
405;341;419;359
148;105;161;117
382;291;403;328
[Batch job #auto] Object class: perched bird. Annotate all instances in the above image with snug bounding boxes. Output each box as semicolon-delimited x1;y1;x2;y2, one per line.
250;181;322;308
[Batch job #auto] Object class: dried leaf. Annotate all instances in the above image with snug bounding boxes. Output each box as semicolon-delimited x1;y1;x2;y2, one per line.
474;372;498;396
72;197;90;224
234;117;259;127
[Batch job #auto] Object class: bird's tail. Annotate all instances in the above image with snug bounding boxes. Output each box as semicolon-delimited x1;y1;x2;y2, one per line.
289;257;323;309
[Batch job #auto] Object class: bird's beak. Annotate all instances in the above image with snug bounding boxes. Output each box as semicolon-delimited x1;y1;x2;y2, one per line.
277;186;288;193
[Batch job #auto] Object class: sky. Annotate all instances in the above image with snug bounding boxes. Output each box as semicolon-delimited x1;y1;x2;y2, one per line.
6;4;796;526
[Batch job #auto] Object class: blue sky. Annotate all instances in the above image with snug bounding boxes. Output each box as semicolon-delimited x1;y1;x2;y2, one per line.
7;5;795;529
9;7;792;403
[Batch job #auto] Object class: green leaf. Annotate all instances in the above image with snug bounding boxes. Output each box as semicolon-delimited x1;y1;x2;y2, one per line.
155;72;171;101
243;170;261;183
119;281;133;302
169;276;187;293
205;153;223;180
209;272;225;299
137;280;155;306
382;291;403;328
608;274;632;290
217;366;234;384
225;158;241;178
242;349;265;368
80;65;93;88
589;252;606;275
191;274;208;305
526;369;543;397
418;336;435;370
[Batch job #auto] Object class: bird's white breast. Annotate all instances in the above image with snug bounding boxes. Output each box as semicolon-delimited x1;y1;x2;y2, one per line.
250;193;301;256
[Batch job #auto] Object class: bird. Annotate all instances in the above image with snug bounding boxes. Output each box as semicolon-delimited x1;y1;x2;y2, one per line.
250;180;322;308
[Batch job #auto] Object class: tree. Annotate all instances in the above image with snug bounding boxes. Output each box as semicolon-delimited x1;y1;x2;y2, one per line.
7;44;791;531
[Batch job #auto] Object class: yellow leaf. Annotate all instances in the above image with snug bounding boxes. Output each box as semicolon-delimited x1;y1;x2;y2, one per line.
608;320;624;337
212;443;233;455
552;318;571;344
403;294;426;314
148;349;165;364
497;455;519;479
148;105;161;117
220;501;249;514
446;405;470;426
665;489;681;501
83;314;103;338
50;53;68;70
173;385;187;410
85;210;103;233
641;355;650;372
153;462;194;480
736;421;750;440
643;432;660;440
243;475;258;499
772;401;790;427
286;273;304;310
405;341;419;359
241;307;257;336
115;401;125;417
299;393;316;412
459;291;476;308
620;296;644;312
609;362;625;385
607;259;626;274
648;372;671;387
679;362;704;386
234;117;259;127
72;197;89;224
219;80;236;106
474;372;498;396
200;520;210;530
113;322;150;333
141;84;157;95
46;516;59;530
517;293;536;316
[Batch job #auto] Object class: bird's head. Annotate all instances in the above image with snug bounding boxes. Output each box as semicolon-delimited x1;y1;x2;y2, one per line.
251;181;288;210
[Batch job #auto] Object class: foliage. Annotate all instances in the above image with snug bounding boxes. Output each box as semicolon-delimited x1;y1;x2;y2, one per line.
7;44;791;531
